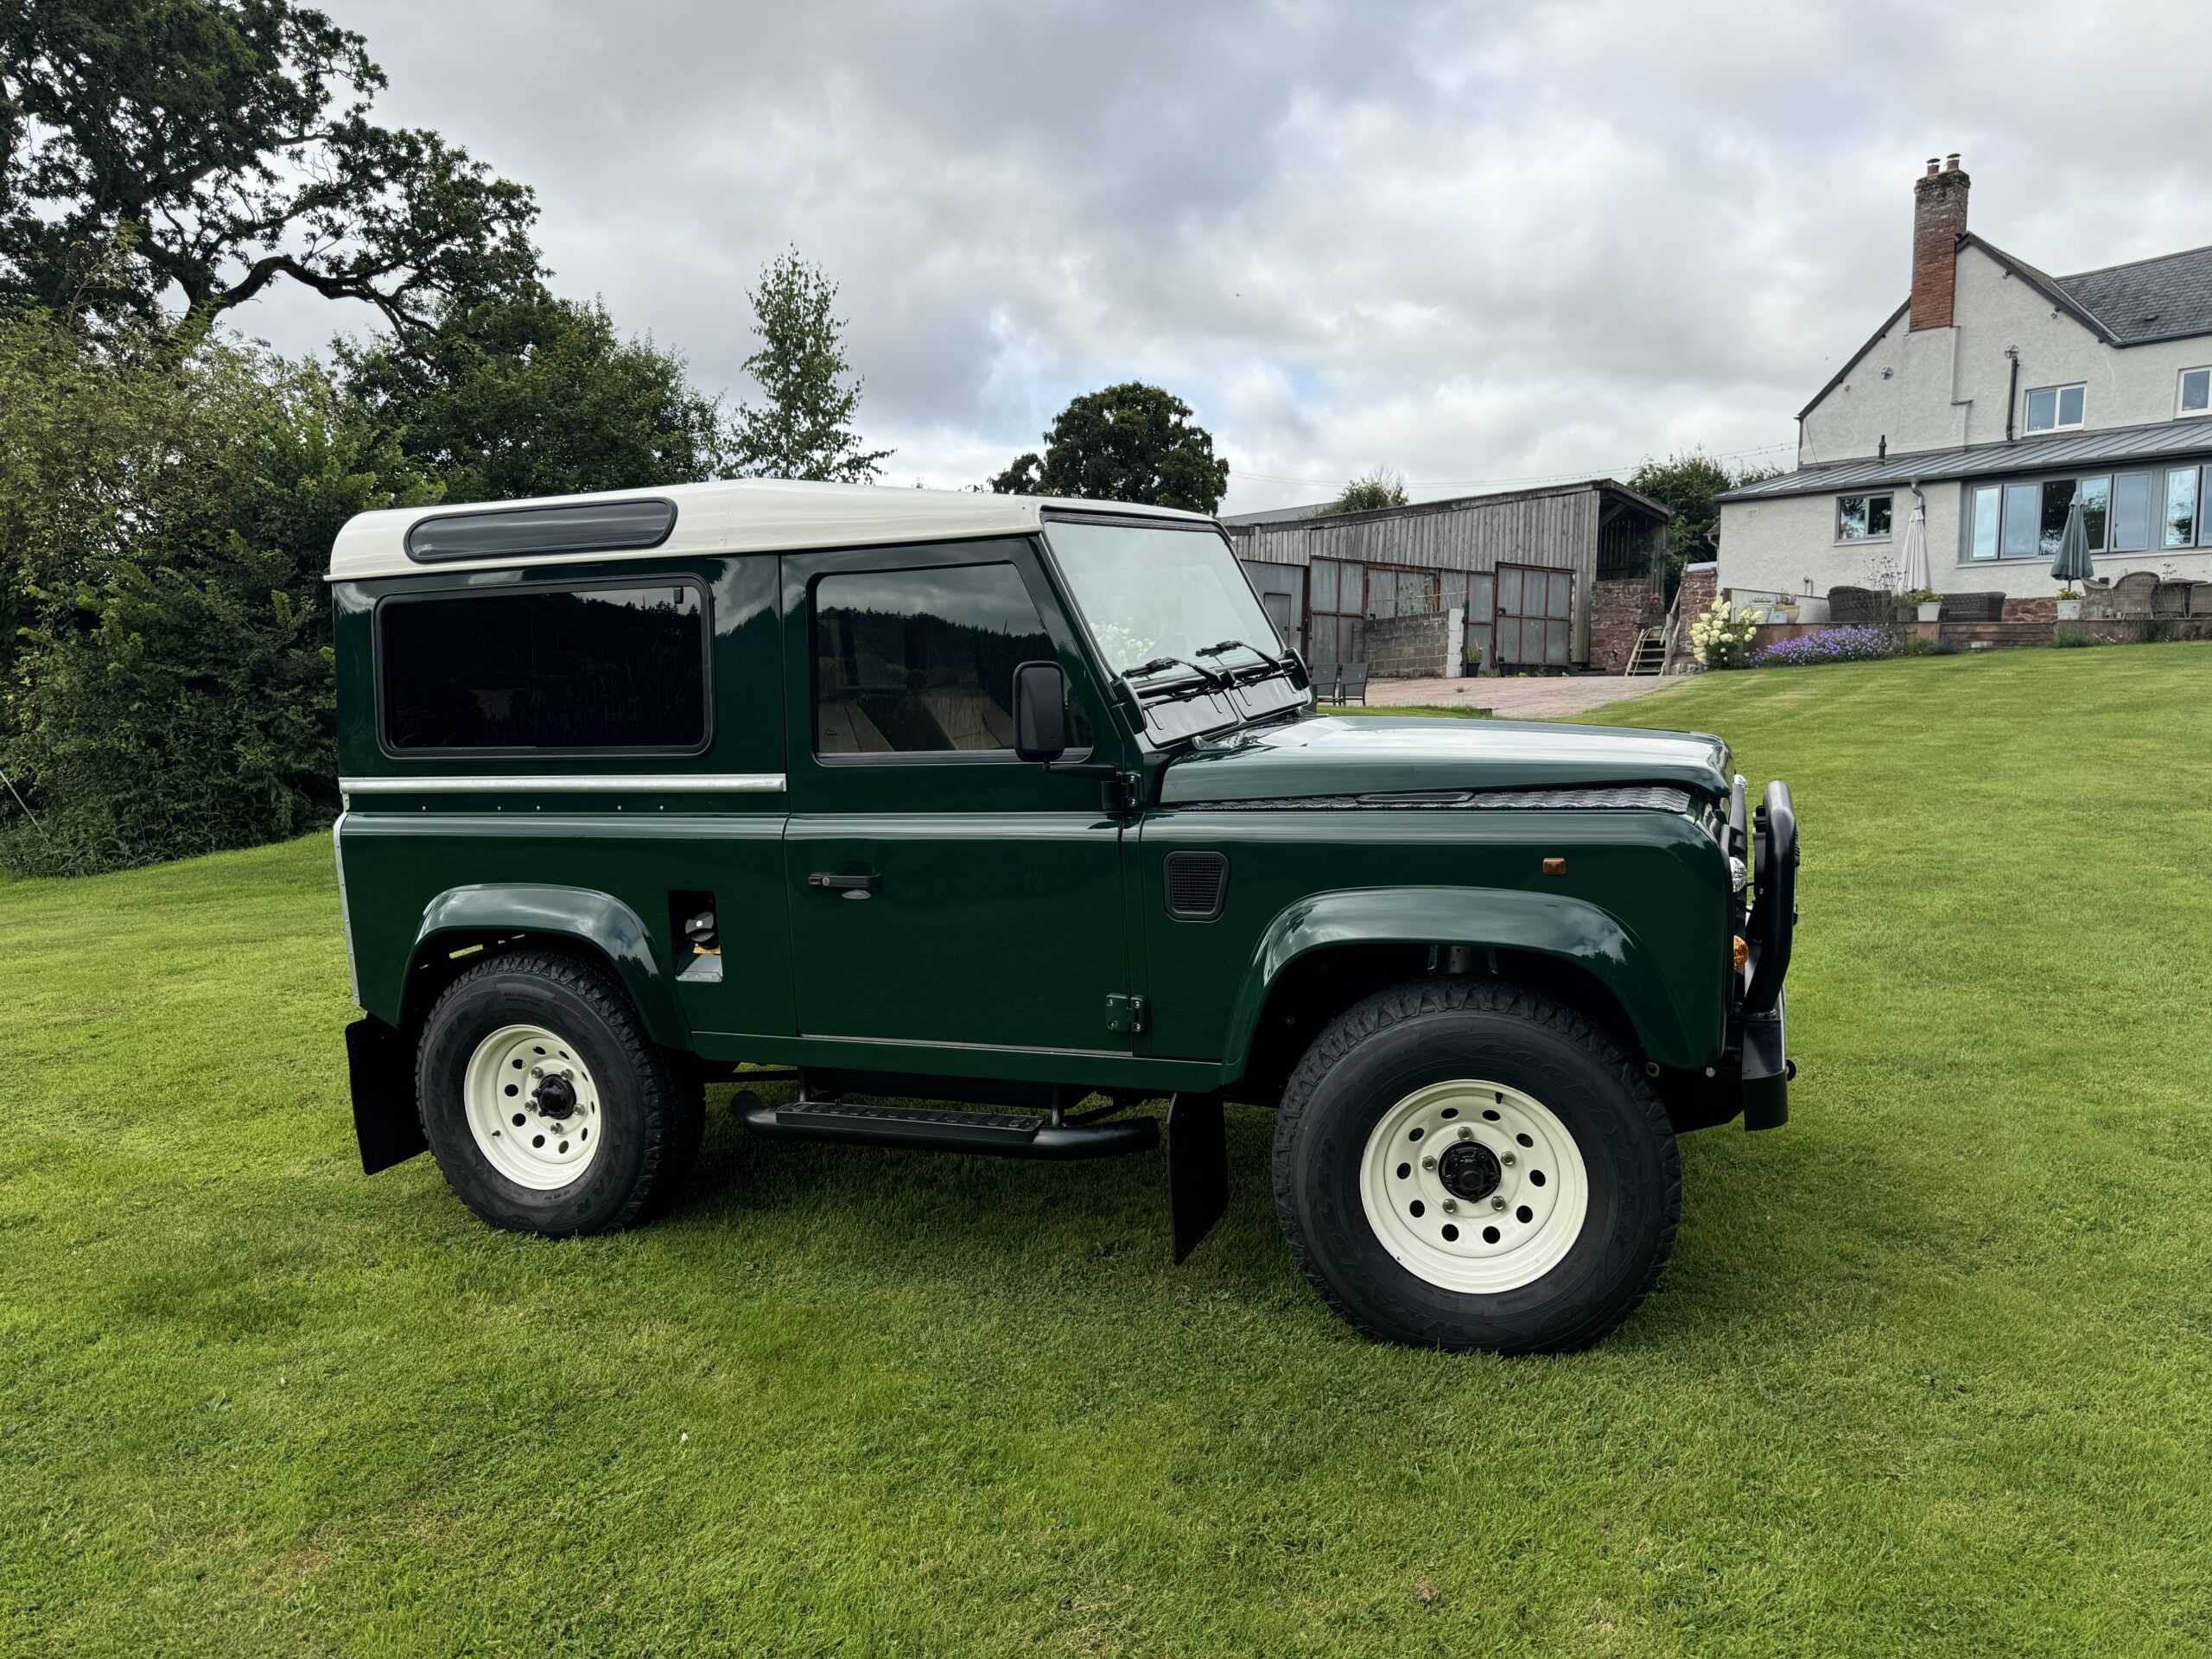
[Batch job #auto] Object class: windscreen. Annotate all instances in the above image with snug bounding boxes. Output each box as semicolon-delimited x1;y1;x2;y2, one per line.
1043;520;1281;675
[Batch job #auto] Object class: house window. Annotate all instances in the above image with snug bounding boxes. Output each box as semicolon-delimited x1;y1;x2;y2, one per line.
2164;467;2199;549
2180;368;2211;418
2024;383;2086;433
2112;472;2152;552
1835;493;1892;541
1969;484;2001;559
2002;483;2038;558
2078;476;2110;551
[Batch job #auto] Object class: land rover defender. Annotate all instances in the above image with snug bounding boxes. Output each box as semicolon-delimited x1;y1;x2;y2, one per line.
334;480;1796;1354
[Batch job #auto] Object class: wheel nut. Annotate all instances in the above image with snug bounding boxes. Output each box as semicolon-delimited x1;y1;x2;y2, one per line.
1457;1125;1474;1141
1441;1198;1458;1213
1491;1195;1508;1211
1421;1154;1437;1171
1501;1153;1516;1167
531;1065;544;1077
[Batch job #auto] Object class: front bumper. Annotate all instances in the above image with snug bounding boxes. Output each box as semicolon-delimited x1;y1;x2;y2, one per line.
1732;778;1798;1131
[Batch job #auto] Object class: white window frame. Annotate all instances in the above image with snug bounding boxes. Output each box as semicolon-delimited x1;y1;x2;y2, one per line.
1834;492;1894;543
2024;382;2086;435
2178;367;2212;420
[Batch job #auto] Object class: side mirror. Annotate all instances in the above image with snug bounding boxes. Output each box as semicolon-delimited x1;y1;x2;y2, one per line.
1012;659;1068;762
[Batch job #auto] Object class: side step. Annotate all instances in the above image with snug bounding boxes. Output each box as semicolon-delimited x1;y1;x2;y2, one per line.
734;1092;1159;1160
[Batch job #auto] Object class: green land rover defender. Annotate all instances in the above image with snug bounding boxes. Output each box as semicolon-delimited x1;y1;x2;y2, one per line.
334;480;1796;1354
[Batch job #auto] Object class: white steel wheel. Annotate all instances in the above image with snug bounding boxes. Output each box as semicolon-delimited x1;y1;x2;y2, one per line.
462;1022;605;1191
1358;1078;1591;1294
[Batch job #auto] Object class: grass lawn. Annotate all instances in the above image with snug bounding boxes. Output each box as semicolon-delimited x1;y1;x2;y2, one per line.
6;645;2211;1656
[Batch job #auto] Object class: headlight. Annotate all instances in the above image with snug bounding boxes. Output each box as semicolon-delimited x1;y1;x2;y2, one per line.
1729;855;1748;893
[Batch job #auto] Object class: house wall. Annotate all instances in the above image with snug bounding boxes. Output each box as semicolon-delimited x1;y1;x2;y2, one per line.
1802;245;2212;465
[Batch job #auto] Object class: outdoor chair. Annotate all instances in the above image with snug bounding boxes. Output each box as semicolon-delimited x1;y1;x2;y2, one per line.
1335;663;1370;705
1938;592;2005;622
1826;586;1886;624
2109;571;2158;618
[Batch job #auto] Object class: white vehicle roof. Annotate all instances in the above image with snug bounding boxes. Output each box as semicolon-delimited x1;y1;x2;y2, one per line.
326;477;1216;582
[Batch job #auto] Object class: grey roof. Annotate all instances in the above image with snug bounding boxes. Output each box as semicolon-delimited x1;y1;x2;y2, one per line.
1718;416;2212;503
2054;244;2212;346
1221;476;1670;530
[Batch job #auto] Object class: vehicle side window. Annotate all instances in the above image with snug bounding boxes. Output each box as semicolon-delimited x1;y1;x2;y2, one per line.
813;562;1067;755
378;581;709;753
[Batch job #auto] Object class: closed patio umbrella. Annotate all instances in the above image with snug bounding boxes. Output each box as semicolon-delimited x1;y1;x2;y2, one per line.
2050;499;2094;584
1894;505;1930;595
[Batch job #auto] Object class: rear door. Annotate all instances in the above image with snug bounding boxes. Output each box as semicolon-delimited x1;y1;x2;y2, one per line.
779;537;1132;1058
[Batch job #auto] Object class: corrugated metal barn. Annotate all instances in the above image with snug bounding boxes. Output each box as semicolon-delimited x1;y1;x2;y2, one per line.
1222;478;1670;674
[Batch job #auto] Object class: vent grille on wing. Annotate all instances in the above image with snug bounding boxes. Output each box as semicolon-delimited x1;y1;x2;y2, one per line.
1162;850;1230;922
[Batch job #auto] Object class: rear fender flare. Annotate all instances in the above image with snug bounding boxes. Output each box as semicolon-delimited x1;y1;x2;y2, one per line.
1224;886;1702;1074
406;884;689;1048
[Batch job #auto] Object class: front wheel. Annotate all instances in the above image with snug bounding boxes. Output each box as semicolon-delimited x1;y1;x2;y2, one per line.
1273;980;1680;1354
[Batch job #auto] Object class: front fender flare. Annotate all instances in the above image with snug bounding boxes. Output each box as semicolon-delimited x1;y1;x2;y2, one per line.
402;883;689;1048
1224;886;1706;1074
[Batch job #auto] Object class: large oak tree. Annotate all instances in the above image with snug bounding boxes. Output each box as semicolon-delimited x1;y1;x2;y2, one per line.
1;0;540;340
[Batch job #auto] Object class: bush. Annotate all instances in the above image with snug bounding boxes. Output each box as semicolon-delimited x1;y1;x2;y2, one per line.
1752;625;1900;668
1688;598;1758;670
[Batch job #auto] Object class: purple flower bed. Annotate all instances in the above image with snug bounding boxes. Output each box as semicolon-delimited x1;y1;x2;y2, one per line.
1752;626;1898;668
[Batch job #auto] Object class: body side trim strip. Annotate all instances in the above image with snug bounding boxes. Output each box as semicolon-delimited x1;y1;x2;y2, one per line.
340;772;786;795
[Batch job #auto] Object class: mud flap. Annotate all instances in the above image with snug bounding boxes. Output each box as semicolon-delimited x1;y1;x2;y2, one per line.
346;1016;426;1173
1166;1091;1229;1264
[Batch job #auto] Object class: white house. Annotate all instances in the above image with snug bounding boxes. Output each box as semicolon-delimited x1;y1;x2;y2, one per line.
1717;155;2212;615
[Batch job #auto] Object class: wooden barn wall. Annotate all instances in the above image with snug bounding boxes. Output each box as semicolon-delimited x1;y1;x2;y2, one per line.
1227;488;1604;663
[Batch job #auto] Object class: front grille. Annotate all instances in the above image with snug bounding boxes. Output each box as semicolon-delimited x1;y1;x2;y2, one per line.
1162;850;1230;921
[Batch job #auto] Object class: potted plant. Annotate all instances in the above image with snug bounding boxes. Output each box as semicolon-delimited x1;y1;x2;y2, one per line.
1771;597;1801;623
1904;588;1942;623
2055;586;2083;621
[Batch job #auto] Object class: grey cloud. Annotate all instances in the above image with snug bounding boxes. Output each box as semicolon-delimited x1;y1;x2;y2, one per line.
238;0;2212;509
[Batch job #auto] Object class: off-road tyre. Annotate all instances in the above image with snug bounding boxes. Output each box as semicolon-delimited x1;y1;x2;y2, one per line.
1273;978;1680;1355
416;949;703;1236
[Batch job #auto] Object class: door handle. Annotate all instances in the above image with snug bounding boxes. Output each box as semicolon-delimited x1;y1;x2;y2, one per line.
808;871;882;899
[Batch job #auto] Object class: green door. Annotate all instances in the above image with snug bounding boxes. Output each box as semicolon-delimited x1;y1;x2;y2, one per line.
780;537;1131;1058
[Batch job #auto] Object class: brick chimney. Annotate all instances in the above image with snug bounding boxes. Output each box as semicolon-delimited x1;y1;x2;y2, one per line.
1909;153;1969;331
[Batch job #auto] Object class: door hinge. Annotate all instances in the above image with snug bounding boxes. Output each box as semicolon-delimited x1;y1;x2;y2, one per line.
1106;993;1147;1034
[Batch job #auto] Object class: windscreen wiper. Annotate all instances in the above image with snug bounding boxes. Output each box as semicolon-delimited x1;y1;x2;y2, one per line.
1195;639;1298;684
1123;655;1236;696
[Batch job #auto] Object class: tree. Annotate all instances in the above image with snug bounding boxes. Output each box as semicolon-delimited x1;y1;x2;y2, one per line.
990;382;1229;513
727;250;890;482
1628;448;1784;594
340;289;728;502
0;323;435;874
1319;467;1408;515
1;0;541;341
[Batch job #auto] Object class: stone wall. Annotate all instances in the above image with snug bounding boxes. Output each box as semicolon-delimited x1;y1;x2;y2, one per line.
1589;577;1658;674
1362;612;1454;678
1666;563;1719;672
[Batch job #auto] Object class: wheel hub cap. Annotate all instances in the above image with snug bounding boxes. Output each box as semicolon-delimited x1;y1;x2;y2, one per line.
1358;1079;1592;1294
1437;1140;1502;1202
461;1023;603;1191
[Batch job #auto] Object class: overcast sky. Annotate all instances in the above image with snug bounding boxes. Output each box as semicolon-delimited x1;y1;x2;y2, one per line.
240;0;2212;513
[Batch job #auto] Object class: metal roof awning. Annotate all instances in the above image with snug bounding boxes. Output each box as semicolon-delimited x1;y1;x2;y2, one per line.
1719;419;2212;504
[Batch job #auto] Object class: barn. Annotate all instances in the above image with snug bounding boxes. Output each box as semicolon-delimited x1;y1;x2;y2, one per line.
1221;478;1671;677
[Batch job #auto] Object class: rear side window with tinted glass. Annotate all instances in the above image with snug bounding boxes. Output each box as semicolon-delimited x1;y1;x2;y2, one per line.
378;581;709;753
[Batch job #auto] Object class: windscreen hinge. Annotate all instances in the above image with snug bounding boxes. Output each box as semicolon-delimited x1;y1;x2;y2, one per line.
1106;993;1147;1034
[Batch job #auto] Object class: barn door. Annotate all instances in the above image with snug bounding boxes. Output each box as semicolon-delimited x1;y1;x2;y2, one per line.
1496;563;1573;669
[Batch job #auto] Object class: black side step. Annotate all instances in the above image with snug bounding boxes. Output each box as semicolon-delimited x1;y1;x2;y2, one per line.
734;1093;1158;1160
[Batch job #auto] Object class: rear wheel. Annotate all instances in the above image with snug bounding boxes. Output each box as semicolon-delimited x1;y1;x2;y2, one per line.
416;950;702;1236
1273;979;1679;1354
